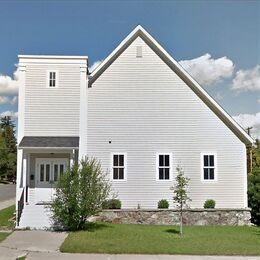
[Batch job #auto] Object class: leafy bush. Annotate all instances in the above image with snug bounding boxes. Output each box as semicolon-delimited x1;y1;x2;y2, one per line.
102;199;121;209
158;199;169;209
50;158;111;230
204;199;216;209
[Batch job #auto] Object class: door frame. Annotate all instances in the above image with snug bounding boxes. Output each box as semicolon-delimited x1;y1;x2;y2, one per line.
35;158;68;186
35;158;68;202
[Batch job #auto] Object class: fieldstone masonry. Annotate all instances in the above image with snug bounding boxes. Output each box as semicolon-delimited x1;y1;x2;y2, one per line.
96;208;251;226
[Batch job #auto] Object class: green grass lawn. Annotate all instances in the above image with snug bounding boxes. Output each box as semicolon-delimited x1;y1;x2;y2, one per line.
0;205;15;229
0;232;10;242
60;222;260;255
0;205;15;242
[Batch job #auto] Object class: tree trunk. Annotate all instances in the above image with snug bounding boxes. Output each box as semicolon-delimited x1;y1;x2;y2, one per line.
180;209;183;235
180;200;183;236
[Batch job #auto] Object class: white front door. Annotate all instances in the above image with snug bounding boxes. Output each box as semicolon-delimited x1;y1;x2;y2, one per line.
36;158;68;202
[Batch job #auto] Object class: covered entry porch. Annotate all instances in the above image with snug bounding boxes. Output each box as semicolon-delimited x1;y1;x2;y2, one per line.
16;136;79;228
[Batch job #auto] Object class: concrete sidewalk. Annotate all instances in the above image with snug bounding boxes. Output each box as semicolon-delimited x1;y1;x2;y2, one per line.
0;198;15;211
14;252;260;260
0;183;15;210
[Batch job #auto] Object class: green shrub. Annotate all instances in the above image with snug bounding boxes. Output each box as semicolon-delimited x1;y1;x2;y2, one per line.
203;199;216;209
248;170;260;225
102;199;121;209
248;145;260;225
50;158;111;230
158;199;169;209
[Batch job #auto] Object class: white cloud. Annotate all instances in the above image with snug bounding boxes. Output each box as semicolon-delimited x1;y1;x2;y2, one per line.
89;60;103;73
215;92;224;101
258;99;260;103
0;69;19;95
233;112;260;139
0;96;10;105
179;53;234;86
232;65;260;92
0;95;18;105
10;96;18;105
0;110;18;118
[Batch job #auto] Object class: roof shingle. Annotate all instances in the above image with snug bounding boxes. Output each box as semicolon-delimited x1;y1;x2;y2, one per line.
19;136;79;148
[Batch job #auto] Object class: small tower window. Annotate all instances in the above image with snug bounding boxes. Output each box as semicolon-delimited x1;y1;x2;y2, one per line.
47;70;58;88
49;72;56;87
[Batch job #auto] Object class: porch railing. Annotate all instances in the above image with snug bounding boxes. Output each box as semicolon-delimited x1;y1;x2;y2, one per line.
25;185;28;203
17;188;25;226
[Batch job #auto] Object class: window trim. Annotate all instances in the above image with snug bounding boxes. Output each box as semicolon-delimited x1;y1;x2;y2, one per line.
201;152;218;182
156;153;173;181
111;152;127;181
46;70;59;88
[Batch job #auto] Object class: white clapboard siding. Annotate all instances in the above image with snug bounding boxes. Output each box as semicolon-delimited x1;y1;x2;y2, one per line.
24;63;81;136
87;36;247;209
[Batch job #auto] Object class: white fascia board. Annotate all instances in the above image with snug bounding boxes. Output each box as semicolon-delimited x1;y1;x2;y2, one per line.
18;147;78;150
90;25;142;77
18;55;88;59
89;25;254;146
18;55;88;65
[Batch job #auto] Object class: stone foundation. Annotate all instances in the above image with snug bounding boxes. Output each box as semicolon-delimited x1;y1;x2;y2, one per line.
96;208;251;226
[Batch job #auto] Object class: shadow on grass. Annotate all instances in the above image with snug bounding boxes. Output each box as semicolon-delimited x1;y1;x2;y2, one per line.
252;228;260;236
164;228;180;234
82;222;112;232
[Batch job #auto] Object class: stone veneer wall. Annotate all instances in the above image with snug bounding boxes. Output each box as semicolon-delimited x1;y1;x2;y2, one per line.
96;209;251;226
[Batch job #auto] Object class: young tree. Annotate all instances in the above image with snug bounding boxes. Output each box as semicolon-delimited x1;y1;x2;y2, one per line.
171;166;191;235
50;158;111;230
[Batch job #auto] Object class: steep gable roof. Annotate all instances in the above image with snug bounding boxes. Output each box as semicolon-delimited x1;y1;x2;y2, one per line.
89;25;253;146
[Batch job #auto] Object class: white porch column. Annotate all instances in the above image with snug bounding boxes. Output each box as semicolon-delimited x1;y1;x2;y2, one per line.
79;63;88;160
70;150;74;168
16;149;23;210
16;150;27;210
22;152;27;188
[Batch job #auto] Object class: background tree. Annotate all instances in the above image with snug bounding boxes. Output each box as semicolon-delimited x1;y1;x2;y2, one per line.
171;166;191;235
50;158;111;230
0;116;17;180
248;143;260;225
0;135;8;177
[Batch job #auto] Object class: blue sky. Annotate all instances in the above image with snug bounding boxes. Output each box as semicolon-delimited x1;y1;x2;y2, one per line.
0;1;259;137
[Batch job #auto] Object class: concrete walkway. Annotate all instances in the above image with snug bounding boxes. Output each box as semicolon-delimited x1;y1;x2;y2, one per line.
0;230;259;260
1;230;67;253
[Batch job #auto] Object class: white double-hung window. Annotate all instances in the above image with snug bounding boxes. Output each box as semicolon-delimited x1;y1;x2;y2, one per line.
201;153;217;181
112;153;126;180
47;70;58;88
157;153;172;180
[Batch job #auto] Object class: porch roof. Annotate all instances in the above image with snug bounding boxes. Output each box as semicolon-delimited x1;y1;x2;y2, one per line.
18;136;79;149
